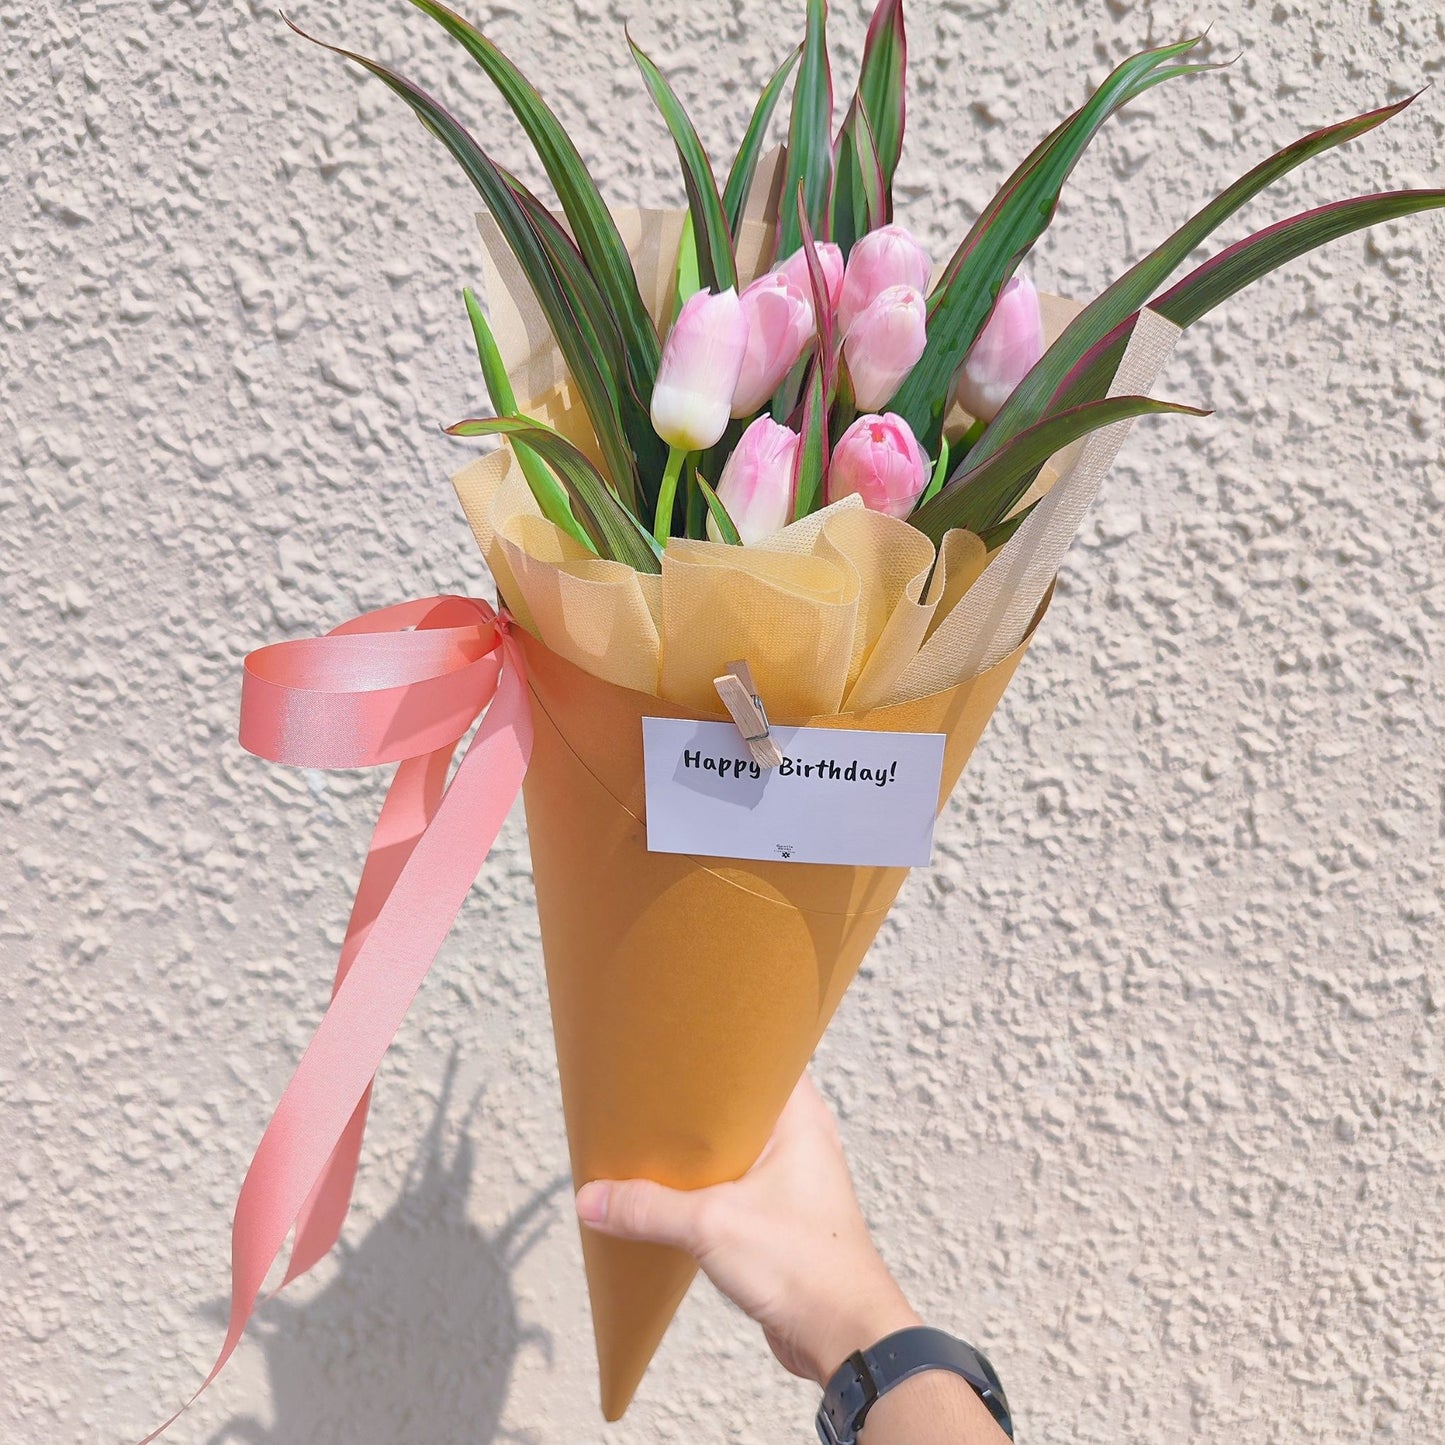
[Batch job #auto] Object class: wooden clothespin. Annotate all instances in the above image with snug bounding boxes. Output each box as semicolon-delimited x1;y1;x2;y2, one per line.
713;659;785;770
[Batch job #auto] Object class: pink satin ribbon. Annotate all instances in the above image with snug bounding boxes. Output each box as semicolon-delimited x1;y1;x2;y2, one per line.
144;596;532;1440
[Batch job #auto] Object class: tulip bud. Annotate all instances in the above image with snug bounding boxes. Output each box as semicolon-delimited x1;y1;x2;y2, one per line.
651;287;748;450
955;274;1045;422
843;284;927;411
775;241;845;324
837;224;933;338
708;415;800;544
826;412;929;520
731;273;815;417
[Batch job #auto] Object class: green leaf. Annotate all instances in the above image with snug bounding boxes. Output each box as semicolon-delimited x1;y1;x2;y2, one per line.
629;35;737;292
1048;188;1445;416
857;0;907;211
776;0;834;256
463;285;518;415
463;287;593;550
831;95;885;254
917;433;949;508
889;36;1211;451
503;171;664;508
977;500;1036;551
789;192;841;513
722;46;802;235
283;18;645;511
792;362;829;520
695;471;742;544
697;415;747;518
968;93;1424;468
795;192;840;390
403;0;660;400
911;395;1210;541
500;171;628;383
447;415;662;572
673;210;701;313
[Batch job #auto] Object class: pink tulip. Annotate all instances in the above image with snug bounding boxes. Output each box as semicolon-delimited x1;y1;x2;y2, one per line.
837;224;933;337
955;274;1045;421
826;412;930;520
651;287;748;450
709;415;800;544
731;272;814;417
843;283;927;410
775;241;845;323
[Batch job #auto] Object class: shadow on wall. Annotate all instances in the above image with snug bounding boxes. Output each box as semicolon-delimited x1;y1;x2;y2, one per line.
206;1055;565;1445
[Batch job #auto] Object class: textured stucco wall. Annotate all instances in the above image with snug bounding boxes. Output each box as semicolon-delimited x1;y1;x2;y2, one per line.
3;0;1443;1441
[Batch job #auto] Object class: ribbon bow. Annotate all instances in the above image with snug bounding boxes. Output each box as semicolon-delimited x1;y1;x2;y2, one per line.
145;596;532;1439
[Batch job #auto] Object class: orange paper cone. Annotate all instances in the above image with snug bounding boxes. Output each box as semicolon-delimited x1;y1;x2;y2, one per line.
515;607;1042;1417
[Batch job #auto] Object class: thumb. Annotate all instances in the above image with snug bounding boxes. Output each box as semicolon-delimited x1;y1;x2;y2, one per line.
575;1178;705;1253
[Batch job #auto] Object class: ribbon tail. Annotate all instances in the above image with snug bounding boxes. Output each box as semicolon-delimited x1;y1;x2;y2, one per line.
140;636;532;1442
285;747;453;1283
284;1084;375;1285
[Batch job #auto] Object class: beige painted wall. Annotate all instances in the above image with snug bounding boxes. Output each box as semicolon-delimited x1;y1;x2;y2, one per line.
3;1;1442;1441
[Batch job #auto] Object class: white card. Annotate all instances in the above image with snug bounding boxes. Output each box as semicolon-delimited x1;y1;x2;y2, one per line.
642;718;946;867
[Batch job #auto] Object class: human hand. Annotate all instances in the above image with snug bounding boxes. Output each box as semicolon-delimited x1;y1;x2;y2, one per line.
574;1071;920;1386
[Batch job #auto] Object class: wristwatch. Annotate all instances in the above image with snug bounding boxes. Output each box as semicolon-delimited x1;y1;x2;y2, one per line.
815;1326;1014;1444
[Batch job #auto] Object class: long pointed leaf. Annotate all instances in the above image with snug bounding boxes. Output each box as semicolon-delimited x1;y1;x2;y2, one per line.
283;17;643;506
722;46;802;234
777;0;834;256
447;416;662;572
831;95;885;254
463;285;519;415
919;433;950;508
695;471;742;544
1049;188;1445;415
792;364;829;520
790;197;837;519
969;93;1422;467
978;500;1037;552
889;36;1210;450
503;171;666;507
463;287;592;548
857;0;906;210
911;395;1209;541
629;36;737;292
673;210;701;311
403;0;660;398
797;192;840;398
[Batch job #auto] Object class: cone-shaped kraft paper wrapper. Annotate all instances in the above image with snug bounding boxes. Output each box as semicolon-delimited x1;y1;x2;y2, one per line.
515;602;1044;1418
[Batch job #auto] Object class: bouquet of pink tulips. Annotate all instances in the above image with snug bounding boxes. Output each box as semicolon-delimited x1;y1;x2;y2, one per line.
287;0;1440;569
147;1;1440;1431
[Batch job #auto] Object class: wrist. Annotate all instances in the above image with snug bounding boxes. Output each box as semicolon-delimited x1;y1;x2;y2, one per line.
802;1272;921;1387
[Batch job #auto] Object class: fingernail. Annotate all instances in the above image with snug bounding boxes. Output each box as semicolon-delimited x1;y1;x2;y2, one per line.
575;1181;610;1224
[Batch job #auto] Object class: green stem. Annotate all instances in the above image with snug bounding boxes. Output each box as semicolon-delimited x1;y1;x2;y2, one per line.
653;445;688;545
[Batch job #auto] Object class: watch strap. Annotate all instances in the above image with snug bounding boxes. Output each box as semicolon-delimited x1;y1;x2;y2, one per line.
815;1326;1013;1444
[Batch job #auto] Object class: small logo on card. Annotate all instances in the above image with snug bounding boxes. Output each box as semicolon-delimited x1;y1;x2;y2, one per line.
774;843;795;860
